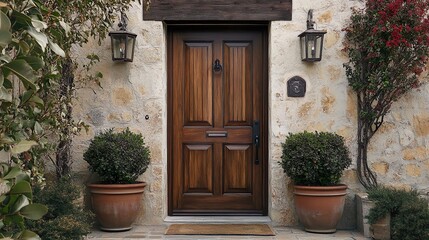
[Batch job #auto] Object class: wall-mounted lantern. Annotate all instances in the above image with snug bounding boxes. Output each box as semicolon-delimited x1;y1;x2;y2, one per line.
109;13;137;62
298;9;327;62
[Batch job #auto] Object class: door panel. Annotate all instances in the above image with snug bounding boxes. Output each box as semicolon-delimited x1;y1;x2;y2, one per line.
169;26;267;215
223;145;252;194
224;42;253;126
184;42;213;126
183;145;213;194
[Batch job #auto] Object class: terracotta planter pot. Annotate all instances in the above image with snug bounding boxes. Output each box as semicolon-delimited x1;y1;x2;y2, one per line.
88;182;146;231
294;184;347;233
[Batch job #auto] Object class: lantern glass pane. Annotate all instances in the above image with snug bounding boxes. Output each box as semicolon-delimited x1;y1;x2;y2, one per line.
112;36;127;60
314;35;323;59
300;36;306;60
306;35;317;59
126;37;135;61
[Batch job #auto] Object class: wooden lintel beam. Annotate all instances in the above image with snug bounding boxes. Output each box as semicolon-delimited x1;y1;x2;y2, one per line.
143;0;292;21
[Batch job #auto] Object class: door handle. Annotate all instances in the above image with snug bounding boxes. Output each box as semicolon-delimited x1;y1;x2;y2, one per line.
253;121;260;165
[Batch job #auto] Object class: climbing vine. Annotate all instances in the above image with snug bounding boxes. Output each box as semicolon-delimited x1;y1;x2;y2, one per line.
343;0;429;189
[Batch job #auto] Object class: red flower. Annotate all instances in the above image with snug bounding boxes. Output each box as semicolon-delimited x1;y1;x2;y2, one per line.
413;67;423;75
387;0;401;15
378;10;388;21
405;25;411;32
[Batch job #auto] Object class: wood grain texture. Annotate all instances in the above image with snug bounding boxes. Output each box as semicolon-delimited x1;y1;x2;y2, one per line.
223;145;252;193
143;0;292;21
224;42;252;126
184;42;213;126
183;145;213;194
168;26;268;215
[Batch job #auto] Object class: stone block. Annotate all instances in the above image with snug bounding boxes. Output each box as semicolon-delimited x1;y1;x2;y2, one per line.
372;162;389;175
112;87;134;106
399;128;414;146
370;213;391;240
327;65;341;82
405;164;421;177
402;146;428;161
298;101;315;118
321;87;336;113
413;113;429;137
87;109;106;126
317;11;332;23
356;192;374;237
325;31;340;49
142;47;162;63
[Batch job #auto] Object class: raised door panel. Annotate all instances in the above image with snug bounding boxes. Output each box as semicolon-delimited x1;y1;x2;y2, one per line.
183;145;213;194
184;42;213;126
223;145;252;194
224;42;252;126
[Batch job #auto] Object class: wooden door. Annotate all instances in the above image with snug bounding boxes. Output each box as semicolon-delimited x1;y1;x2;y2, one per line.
168;26;268;215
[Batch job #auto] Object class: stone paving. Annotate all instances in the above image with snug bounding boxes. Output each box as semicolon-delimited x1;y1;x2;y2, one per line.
87;225;370;240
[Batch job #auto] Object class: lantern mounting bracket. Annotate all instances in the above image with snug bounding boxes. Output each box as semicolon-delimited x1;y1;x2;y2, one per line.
118;12;128;31
307;9;314;30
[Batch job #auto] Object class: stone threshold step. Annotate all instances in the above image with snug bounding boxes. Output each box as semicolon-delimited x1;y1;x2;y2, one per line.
164;216;272;223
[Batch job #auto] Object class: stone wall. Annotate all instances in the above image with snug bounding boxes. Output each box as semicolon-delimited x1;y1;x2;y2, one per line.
72;0;429;227
73;4;167;224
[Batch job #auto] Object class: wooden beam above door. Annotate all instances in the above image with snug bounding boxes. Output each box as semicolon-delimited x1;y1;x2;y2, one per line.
143;0;292;21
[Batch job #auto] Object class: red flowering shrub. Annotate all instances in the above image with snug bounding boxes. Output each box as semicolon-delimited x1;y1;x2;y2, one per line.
343;0;429;189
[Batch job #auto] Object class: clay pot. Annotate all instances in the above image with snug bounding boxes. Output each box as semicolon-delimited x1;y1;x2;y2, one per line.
88;182;147;231
294;185;347;233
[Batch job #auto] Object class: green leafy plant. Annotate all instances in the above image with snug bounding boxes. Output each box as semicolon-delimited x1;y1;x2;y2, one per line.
84;128;151;184
39;0;141;179
279;131;352;186
26;178;94;240
343;0;429;189
367;187;429;240
1;0;141;182
0;1;66;182
0;163;48;239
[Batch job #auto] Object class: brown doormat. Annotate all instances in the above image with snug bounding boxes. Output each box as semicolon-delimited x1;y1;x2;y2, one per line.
165;224;275;236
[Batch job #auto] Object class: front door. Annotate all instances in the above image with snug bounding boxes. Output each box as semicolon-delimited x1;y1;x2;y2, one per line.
168;25;268;215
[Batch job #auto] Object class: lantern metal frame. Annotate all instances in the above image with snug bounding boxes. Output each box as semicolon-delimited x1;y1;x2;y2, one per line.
109;12;137;62
298;9;327;62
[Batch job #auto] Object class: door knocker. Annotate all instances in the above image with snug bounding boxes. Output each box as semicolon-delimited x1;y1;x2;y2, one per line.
213;59;223;73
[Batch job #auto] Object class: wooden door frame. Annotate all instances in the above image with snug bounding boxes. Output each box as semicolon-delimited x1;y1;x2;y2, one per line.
167;23;269;216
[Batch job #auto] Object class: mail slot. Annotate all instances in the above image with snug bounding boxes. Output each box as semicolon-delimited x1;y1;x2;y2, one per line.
206;131;228;137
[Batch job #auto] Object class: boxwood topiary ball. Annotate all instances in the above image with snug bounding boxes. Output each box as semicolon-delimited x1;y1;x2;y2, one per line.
84;128;151;184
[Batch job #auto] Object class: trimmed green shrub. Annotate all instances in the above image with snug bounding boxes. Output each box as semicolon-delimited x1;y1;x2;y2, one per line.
27;178;94;240
83;128;151;184
279;131;352;186
367;186;429;240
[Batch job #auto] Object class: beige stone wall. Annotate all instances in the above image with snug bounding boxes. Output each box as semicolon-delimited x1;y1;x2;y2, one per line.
269;0;365;226
72;1;429;226
73;4;166;224
368;86;429;193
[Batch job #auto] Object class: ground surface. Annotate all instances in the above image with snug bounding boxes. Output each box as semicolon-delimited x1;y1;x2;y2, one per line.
87;225;370;240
